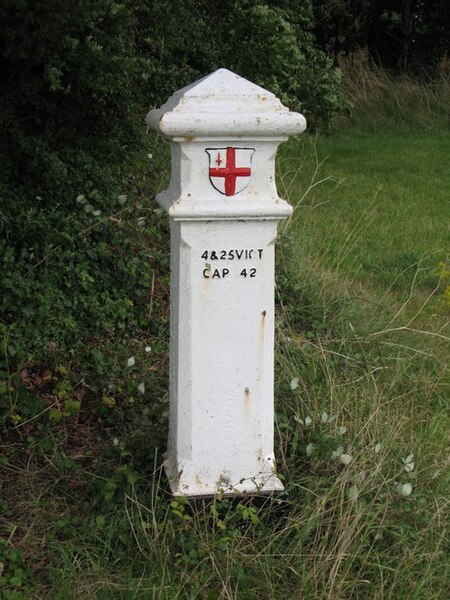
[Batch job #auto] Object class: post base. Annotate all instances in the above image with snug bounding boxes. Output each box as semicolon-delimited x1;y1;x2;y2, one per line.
164;456;284;498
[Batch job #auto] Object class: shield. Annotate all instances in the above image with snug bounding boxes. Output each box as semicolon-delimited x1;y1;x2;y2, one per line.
206;147;255;196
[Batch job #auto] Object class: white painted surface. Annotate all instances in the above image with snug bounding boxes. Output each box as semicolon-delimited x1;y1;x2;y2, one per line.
146;68;306;139
146;69;306;496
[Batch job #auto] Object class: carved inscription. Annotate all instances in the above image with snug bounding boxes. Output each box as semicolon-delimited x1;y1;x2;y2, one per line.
201;248;263;279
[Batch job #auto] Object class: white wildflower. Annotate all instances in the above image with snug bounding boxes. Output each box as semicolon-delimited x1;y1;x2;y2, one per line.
340;454;353;465
290;377;299;390
374;442;382;454
118;194;127;205
127;356;135;367
92;210;102;216
306;443;315;456
398;482;413;497
145;346;152;353
321;412;336;424
332;446;344;458
138;382;145;394
338;426;347;435
402;453;415;472
348;485;359;501
304;416;312;427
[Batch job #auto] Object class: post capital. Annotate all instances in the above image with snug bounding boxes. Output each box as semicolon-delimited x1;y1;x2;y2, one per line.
146;70;306;220
146;68;306;141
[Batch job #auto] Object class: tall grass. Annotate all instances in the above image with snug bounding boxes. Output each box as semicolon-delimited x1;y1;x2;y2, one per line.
337;55;450;130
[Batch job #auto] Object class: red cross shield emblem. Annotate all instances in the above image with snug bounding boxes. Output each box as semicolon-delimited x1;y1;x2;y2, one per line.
206;147;255;196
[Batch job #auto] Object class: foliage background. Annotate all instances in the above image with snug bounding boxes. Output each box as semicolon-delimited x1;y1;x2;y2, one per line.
0;0;342;369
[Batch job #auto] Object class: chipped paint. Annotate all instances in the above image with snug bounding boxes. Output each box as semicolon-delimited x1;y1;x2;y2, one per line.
243;386;251;420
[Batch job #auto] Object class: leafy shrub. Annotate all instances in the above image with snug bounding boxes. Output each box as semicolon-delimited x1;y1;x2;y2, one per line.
137;0;345;129
0;0;146;198
227;1;344;128
0;0;343;376
0;0;344;449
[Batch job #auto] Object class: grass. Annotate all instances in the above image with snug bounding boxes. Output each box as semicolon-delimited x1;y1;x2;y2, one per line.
271;119;449;598
278;128;450;337
1;69;449;599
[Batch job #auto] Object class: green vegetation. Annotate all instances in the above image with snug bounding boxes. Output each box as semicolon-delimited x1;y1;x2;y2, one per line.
2;73;449;598
1;2;449;598
280;130;450;294
0;0;343;369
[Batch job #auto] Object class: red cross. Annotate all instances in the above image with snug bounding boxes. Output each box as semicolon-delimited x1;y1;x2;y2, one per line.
209;147;251;196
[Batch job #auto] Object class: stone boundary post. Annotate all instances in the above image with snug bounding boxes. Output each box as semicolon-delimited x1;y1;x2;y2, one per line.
147;69;306;496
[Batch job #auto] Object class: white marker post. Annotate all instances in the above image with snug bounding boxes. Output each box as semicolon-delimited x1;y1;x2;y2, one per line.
147;69;306;496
